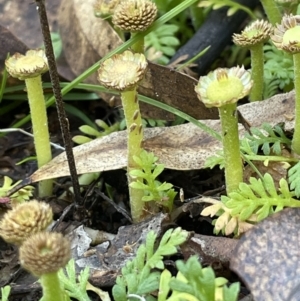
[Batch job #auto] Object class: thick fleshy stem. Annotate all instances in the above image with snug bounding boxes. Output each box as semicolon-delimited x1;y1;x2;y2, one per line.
131;33;145;54
292;53;300;154
249;44;264;101
25;75;52;197
219;103;243;193
121;89;146;223
259;0;281;25
40;272;65;301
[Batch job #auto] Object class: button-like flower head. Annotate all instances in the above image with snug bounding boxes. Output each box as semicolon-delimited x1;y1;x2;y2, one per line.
112;0;157;32
0;200;53;245
98;50;148;91
195;66;253;108
5;49;48;80
271;14;300;53
19;232;70;276
233;19;273;47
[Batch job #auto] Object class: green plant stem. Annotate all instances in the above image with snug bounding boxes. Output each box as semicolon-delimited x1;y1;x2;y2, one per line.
219;103;243;193
131;33;144;53
249;44;264;101
25;76;52;197
292;53;300;155
121;89;145;223
259;0;281;25
40;272;65;301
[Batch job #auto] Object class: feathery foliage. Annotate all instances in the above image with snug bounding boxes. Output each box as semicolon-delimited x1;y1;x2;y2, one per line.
129;150;177;211
204;150;225;170
0;176;34;204
205;123;291;171
58;259;91;301
202;173;300;236
0;286;10;301
244;123;291;155
145;24;180;64
112;228;189;301
263;44;294;98
158;256;239;301
288;161;300;197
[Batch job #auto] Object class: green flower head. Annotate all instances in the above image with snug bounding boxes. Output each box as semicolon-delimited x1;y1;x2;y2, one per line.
97;50;148;91
195;66;253;108
112;0;157;32
233;19;273;47
19;232;70;276
5;49;48;80
271;14;300;53
0;200;53;245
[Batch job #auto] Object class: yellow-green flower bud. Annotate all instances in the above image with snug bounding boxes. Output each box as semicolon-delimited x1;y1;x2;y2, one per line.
98;50;148;91
0;200;53;245
5;49;48;80
19;232;70;276
112;0;157;32
195;66;253;108
271;14;300;53
233;19;273;48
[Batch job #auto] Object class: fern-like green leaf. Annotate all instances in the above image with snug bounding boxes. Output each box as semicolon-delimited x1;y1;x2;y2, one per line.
0;286;11;301
288;161;300;197
224;173;299;222
129;150;176;209
244;122;291;155
58;259;91;301
201;173;300;236
112;228;189;301
145;24;180;64
204;150;225;169
166;256;239;301
263;43;294;97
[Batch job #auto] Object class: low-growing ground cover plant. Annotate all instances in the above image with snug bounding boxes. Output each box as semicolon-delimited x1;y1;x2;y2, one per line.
2;0;300;300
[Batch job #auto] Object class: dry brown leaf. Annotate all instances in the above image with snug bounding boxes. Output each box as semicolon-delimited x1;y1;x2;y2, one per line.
28;90;295;184
237;90;295;131
138;63;219;120
29;120;242;183
230;208;300;301
182;233;238;265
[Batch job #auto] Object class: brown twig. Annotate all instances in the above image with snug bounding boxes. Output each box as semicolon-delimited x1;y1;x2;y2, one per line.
34;0;83;217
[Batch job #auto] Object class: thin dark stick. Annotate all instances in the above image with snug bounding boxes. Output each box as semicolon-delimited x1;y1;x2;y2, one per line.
35;0;83;212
